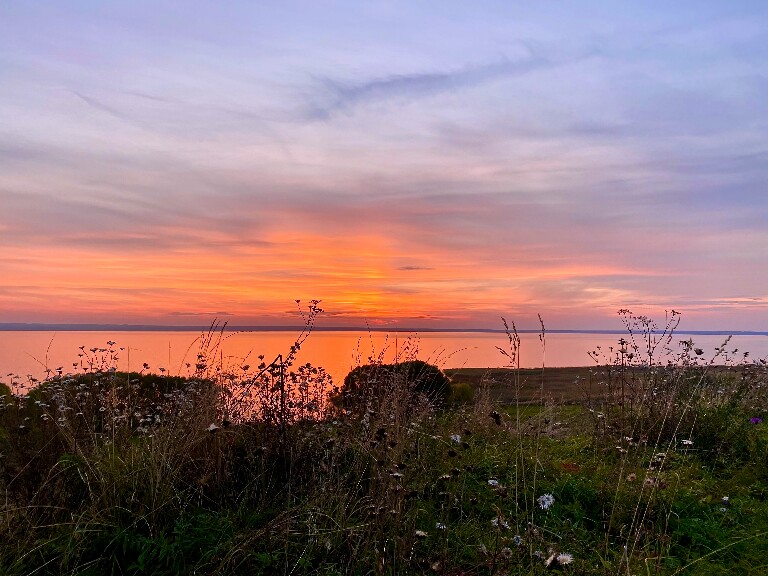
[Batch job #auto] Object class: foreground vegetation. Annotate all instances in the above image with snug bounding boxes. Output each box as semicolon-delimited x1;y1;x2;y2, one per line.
1;308;767;575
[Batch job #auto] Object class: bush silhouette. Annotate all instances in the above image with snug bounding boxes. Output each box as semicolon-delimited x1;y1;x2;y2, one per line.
339;360;450;408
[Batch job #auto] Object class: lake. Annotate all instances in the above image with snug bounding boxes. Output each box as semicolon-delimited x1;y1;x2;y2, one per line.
2;329;766;389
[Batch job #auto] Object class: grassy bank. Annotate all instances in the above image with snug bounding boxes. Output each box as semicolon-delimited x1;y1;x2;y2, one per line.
1;312;767;575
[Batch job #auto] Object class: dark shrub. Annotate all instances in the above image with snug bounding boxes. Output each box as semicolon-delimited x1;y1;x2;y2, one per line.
447;381;474;404
338;360;450;408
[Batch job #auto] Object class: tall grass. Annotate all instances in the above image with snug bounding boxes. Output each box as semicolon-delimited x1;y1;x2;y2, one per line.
1;307;766;575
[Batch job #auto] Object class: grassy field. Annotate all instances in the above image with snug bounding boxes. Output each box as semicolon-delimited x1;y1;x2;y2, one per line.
1;314;767;575
446;366;596;404
445;365;752;405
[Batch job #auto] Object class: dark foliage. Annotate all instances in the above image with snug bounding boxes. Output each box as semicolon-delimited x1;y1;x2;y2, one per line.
338;359;451;408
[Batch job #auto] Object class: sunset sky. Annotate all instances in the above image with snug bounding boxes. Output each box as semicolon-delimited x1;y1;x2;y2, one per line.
1;1;767;330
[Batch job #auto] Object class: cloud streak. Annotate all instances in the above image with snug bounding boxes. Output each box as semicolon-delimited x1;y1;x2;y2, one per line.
304;50;562;119
71;91;148;128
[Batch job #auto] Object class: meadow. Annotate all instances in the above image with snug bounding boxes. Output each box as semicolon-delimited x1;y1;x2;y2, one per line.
1;307;767;575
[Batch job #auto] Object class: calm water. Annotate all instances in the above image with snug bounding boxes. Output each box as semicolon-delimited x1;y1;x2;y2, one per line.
1;330;766;387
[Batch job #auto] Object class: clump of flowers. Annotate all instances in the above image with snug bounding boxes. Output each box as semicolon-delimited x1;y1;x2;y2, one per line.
544;551;574;568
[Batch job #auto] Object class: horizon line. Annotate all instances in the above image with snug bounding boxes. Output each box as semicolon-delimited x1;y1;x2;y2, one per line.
0;323;766;336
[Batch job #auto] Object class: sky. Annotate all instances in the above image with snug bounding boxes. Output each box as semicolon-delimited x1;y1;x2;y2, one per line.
0;1;767;330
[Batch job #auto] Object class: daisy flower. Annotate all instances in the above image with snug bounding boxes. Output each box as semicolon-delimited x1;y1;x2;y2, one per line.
537;493;555;510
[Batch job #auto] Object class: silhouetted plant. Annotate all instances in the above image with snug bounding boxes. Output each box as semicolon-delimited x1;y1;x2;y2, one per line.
336;359;450;411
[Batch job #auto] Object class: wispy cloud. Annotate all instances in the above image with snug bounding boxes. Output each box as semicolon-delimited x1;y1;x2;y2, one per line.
167;311;235;317
304;51;560;119
72;90;142;126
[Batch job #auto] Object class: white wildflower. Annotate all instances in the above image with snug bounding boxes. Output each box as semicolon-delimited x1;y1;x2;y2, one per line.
491;517;510;530
537;493;555;510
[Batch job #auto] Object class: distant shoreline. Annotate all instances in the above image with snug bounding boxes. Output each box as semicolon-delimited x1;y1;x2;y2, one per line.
0;323;766;336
